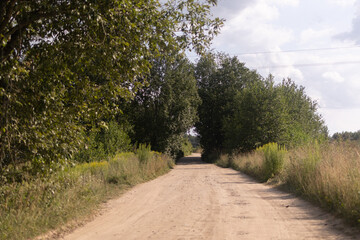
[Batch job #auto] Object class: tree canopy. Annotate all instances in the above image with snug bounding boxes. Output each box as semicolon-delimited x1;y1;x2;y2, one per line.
0;0;223;169
125;53;200;157
195;53;328;161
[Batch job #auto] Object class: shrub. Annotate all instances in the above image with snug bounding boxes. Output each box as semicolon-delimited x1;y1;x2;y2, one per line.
136;143;152;163
0;151;173;240
181;137;194;157
257;142;286;181
74;121;131;163
223;140;360;225
216;154;231;168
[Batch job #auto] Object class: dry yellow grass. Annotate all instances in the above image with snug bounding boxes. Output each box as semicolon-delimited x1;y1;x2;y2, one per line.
0;152;174;240
285;142;360;222
219;141;360;224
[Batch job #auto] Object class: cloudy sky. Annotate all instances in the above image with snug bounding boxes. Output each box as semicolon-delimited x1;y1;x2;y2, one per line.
201;0;360;135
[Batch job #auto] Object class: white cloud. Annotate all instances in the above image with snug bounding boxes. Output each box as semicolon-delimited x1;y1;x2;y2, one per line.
267;0;299;6
329;0;356;7
209;0;360;133
336;0;360;42
300;28;334;45
213;1;293;53
322;71;345;83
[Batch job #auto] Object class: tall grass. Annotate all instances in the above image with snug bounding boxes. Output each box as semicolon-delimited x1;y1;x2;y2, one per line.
217;143;286;182
0;151;173;240
284;142;360;223
216;141;360;224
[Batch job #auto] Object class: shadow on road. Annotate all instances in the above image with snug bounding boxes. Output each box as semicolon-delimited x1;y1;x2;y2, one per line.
176;154;205;165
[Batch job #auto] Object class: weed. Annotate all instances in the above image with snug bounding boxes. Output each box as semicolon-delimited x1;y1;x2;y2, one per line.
0;152;173;240
223;141;360;225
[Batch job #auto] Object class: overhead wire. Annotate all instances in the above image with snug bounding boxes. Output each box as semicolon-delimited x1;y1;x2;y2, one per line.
233;45;360;56
236;45;360;69
255;60;360;69
187;45;360;69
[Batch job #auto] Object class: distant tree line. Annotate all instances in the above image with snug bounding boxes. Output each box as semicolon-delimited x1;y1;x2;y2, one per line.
332;131;360;141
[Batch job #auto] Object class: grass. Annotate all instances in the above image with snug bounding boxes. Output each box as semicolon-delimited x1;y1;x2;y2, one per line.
216;141;360;225
0;151;174;240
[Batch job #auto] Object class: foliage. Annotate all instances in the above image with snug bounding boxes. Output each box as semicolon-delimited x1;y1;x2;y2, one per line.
332;130;360;141
223;77;287;152
215;154;231;168
195;53;328;159
126;53;201;157
257;142;286;181
74;121;131;163
219;141;360;225
0;0;223;171
0;151;173;240
187;134;200;149
277;78;329;147
181;136;194;157
195;52;259;160
136;143;153;163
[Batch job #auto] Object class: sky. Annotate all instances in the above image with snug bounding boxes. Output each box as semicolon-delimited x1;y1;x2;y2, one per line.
196;0;360;135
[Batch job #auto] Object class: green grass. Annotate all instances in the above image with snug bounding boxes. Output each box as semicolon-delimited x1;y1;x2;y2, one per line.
0;152;174;240
216;141;360;225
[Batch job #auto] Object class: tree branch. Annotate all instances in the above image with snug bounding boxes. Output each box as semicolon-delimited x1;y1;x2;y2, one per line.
0;10;57;63
0;0;17;34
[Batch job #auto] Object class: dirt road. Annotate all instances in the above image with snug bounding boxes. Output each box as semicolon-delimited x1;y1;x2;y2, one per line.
63;154;359;240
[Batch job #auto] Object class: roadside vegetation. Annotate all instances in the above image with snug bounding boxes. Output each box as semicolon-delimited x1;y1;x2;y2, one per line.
2;0;359;237
215;141;360;224
195;53;328;163
194;52;360;225
0;147;173;240
0;0;222;239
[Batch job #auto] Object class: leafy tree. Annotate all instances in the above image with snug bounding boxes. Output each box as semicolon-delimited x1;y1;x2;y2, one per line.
0;0;223;169
73;121;132;163
187;134;200;149
195;53;328;159
195;53;260;160
332;130;360;141
277;78;328;146
125;53;200;157
223;76;287;152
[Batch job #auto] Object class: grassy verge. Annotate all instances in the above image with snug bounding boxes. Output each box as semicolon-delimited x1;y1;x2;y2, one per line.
216;141;360;225
0;151;174;240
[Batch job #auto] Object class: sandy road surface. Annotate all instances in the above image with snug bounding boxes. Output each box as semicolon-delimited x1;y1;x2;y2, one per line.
63;153;359;240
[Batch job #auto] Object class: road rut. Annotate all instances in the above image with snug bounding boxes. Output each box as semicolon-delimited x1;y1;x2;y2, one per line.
63;153;359;240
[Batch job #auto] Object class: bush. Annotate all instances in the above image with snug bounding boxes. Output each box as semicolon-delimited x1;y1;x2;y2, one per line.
74;121;131;163
181;137;193;157
216;154;231;168
222;141;360;225
0;151;173;240
136;144;152;163
257;142;287;181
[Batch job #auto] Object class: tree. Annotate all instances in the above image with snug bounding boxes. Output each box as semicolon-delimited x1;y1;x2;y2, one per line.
195;53;260;160
0;0;223;169
126;53;200;156
223;76;287;152
195;53;328;160
277;78;328;146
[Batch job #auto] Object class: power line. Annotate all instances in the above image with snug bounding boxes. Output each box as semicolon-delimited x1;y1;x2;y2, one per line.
187;45;360;59
253;60;360;69
234;45;360;56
